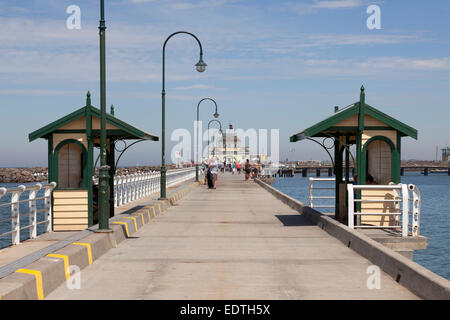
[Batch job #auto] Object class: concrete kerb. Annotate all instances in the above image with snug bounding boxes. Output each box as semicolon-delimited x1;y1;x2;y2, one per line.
254;178;450;300
0;179;201;300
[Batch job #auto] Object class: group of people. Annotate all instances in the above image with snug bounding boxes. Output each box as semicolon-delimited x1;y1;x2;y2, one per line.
201;158;263;189
244;159;261;181
202;157;219;189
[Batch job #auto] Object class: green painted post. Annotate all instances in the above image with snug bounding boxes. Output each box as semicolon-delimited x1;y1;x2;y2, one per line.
334;139;343;220
392;132;401;183
161;86;167;199
98;0;110;230
108;142;115;218
47;134;54;231
356;86;366;223
47;135;53;184
86;92;94;227
345;134;350;183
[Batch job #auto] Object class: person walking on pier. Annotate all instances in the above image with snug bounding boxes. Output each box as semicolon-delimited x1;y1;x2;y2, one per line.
208;157;219;189
245;159;251;181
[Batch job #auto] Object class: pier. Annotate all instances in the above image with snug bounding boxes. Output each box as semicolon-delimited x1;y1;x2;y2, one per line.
277;166;450;178
0;173;448;300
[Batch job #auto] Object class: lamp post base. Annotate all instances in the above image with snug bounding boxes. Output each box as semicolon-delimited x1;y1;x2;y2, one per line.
94;229;113;233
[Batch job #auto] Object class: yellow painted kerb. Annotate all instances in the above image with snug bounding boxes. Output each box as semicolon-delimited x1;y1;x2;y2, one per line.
15;268;44;300
124;216;138;231
136;212;146;225
72;243;93;265
113;221;130;237
47;254;70;280
146;208;152;220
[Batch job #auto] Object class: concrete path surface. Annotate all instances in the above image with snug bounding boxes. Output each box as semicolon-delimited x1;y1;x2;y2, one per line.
46;173;418;300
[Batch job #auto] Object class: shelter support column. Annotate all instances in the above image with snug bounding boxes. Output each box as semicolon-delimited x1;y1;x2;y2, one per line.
392;133;401;183
108;141;115;218
334;138;343;221
86;97;94;227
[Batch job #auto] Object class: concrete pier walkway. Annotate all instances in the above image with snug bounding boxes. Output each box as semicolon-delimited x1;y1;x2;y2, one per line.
46;173;418;300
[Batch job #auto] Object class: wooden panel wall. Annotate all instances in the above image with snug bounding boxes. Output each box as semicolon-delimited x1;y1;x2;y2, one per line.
53;190;89;231
361;189;397;226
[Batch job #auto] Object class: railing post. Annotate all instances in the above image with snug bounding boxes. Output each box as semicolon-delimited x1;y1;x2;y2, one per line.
309;178;313;207
392;183;401;226
113;176;118;208
136;173;140;200
45;182;56;233
125;175;128;203
128;174;133;202
29;184;40;239
347;184;354;229
11;185;25;245
409;184;421;237
145;173;149;197
401;184;409;237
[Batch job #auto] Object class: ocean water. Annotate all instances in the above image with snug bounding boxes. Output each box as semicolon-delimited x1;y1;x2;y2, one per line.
272;172;450;281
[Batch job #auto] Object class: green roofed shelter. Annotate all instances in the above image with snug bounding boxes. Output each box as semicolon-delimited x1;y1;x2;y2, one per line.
290;86;418;224
29;92;159;231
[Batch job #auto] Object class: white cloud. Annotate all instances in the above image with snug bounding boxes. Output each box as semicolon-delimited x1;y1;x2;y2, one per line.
312;0;364;9
293;0;366;14
357;57;450;71
0;14;445;89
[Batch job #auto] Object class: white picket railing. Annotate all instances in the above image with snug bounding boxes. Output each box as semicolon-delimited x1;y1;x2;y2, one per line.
0;168;195;248
112;167;196;207
0;182;56;246
347;183;421;237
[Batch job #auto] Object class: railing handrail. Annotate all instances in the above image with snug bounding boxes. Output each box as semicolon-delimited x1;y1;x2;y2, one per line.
111;167;195;208
0;182;56;247
0;182;56;198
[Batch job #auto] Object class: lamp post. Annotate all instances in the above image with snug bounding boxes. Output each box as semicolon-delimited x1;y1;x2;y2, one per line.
207;119;222;158
196;98;219;181
98;0;110;230
161;31;207;199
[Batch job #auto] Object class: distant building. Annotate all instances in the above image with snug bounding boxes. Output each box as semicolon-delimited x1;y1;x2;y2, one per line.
442;147;450;161
209;124;250;164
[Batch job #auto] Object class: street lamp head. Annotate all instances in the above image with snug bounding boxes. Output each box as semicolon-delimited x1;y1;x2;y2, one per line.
195;58;207;72
213;112;219;118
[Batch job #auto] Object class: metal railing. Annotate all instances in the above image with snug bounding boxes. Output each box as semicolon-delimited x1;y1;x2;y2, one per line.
112;167;195;207
347;183;421;237
0;182;56;246
308;178;336;210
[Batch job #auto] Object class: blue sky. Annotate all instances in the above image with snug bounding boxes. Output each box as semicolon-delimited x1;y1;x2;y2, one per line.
0;0;449;167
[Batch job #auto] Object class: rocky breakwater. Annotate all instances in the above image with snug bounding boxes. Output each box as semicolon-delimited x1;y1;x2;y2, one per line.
0;167;48;183
0;164;190;183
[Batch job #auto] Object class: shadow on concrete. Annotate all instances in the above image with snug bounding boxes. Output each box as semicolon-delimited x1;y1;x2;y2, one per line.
275;214;314;227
